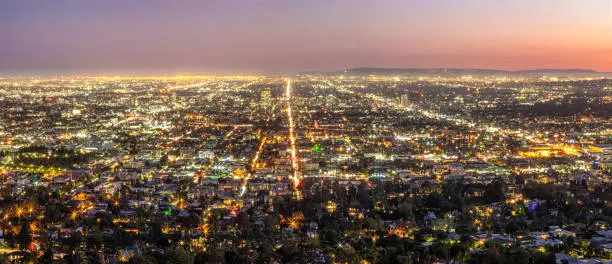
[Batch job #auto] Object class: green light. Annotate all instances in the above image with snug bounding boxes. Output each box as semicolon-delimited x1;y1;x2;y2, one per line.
164;208;172;216
538;246;546;253
313;144;321;152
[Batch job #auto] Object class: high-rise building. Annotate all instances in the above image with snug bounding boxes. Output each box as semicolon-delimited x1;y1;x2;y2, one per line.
261;89;272;107
399;94;409;106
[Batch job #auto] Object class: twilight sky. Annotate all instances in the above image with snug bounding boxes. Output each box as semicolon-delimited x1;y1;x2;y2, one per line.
1;0;611;74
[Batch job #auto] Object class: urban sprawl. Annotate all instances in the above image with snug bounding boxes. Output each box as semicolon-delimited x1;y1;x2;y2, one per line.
0;74;610;263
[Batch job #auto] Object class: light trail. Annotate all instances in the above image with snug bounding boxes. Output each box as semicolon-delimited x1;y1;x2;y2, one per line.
223;126;238;140
285;79;302;196
240;132;266;197
251;134;266;170
239;105;277;197
205;124;253;127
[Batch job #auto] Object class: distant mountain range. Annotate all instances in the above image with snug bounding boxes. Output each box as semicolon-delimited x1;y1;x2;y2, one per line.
299;67;610;77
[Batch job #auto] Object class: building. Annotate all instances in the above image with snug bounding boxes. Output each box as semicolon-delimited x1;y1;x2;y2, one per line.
261;89;272;108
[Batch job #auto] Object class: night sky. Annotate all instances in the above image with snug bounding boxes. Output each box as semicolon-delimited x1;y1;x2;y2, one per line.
1;0;611;74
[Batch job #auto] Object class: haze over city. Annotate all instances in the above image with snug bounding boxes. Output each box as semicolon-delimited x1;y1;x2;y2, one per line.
1;0;612;75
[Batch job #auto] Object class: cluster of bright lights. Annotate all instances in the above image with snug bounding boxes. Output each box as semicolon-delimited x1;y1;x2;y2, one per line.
286;79;302;190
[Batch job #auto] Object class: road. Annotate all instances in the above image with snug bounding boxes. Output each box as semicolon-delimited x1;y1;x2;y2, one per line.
286;79;302;199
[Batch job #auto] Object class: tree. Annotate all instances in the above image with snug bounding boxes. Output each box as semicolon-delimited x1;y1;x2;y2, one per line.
161;248;193;264
483;180;504;204
357;184;372;208
482;245;501;264
397;255;413;264
224;249;248;264
65;231;83;251
17;221;32;249
85;251;105;264
87;230;104;250
41;249;54;264
129;254;158;264
398;201;414;221
263;215;279;233
505;219;526;234
507;246;530;264
236;211;250;232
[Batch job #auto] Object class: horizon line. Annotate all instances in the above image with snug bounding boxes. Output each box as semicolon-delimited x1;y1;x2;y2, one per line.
1;66;611;78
